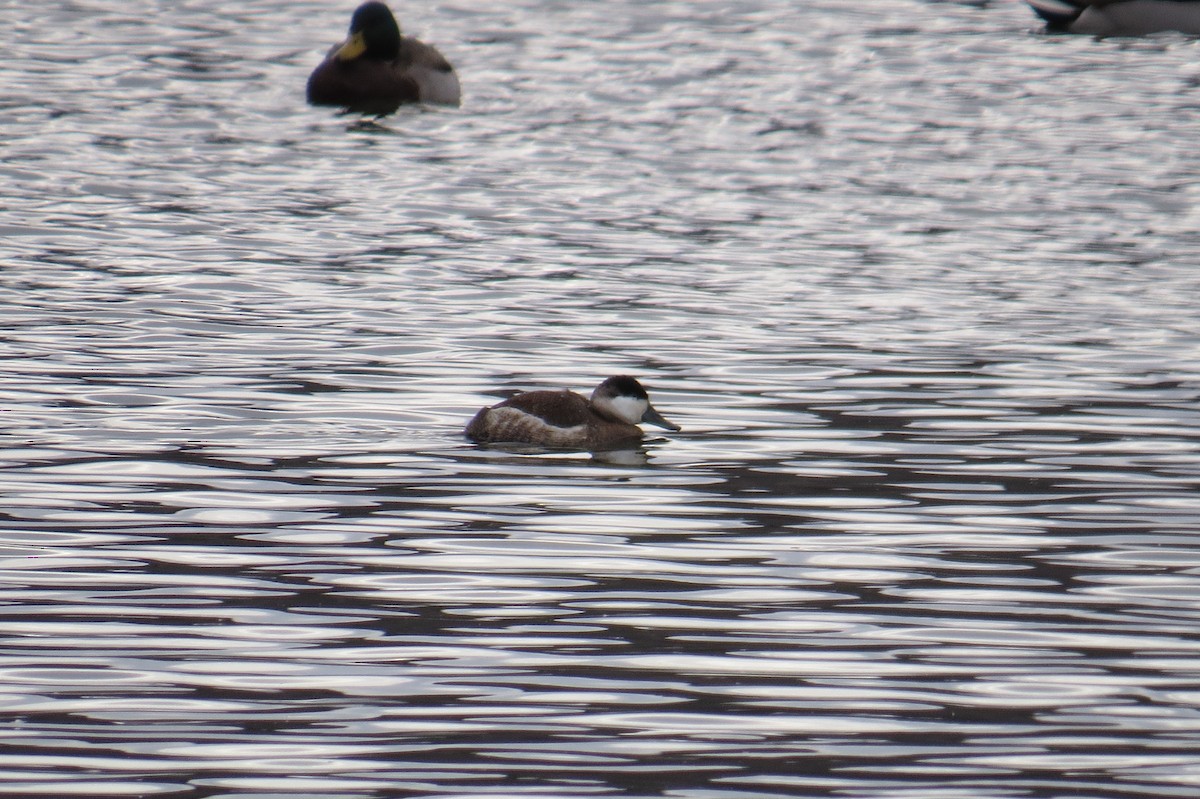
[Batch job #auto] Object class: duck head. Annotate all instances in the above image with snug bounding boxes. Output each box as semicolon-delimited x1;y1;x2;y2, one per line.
592;376;681;431
334;2;402;62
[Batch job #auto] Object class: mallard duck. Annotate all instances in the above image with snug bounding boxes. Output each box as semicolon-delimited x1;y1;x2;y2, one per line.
465;376;681;450
1027;0;1200;35
307;2;461;114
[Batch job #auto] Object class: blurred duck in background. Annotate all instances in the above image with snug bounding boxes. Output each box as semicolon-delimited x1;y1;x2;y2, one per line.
307;2;461;114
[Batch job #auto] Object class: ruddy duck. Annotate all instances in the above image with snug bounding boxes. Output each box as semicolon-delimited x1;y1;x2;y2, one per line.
307;2;461;114
465;376;681;450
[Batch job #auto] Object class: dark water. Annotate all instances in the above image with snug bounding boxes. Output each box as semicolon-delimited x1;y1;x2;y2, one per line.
3;1;1200;797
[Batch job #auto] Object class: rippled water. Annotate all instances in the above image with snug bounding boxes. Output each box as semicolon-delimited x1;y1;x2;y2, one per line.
3;0;1200;796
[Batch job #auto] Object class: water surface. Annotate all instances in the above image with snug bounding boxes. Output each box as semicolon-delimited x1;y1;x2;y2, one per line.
2;1;1200;797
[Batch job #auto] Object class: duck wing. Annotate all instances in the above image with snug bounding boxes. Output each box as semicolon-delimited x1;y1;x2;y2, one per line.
496;390;592;428
397;37;461;106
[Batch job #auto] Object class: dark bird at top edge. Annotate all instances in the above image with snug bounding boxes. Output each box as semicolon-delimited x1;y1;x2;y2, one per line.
1026;0;1200;35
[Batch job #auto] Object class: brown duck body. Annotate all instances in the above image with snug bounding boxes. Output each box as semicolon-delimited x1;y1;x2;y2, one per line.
465;390;645;450
465;377;680;451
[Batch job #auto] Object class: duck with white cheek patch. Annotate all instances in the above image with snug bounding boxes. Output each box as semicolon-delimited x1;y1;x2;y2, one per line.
465;376;680;451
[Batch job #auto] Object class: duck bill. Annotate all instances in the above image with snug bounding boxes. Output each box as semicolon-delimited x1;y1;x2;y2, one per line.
642;405;681;432
334;31;368;61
